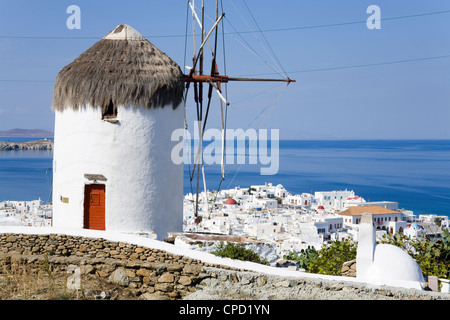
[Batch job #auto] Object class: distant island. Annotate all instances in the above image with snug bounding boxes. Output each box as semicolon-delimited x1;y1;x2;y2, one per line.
0;139;53;151
0;128;54;138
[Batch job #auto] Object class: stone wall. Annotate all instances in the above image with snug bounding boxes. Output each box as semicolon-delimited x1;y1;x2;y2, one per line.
0;233;238;300
0;233;449;300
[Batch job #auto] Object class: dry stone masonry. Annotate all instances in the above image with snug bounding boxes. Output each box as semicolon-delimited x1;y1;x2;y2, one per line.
0;233;449;300
0;233;238;300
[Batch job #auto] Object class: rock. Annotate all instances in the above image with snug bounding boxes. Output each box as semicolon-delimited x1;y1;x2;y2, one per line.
158;273;175;283
168;291;179;299
164;237;175;244
167;264;183;272
6;236;17;242
274;280;290;288
178;276;192;286
140;292;170;300
341;259;357;277
135;247;145;254
81;264;95;274
155;283;174;292
257;276;267;286
156;263;167;273
136;268;150;277
183;265;201;276
126;269;136;278
109;268;129;286
96;271;109;278
218;275;228;281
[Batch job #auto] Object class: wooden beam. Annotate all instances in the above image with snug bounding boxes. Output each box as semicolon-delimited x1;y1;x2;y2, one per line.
183;74;295;83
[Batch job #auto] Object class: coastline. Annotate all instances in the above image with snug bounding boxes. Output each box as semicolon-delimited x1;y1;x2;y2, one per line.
0;139;54;151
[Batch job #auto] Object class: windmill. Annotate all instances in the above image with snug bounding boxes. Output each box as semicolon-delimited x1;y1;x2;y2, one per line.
182;0;295;218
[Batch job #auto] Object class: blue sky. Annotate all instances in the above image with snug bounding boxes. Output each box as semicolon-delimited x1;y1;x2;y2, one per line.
0;0;449;139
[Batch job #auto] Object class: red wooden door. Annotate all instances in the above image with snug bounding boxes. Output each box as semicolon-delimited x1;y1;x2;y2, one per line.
84;184;105;230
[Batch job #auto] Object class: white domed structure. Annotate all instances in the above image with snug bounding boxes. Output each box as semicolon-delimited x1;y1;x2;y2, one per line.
51;24;184;240
356;212;425;290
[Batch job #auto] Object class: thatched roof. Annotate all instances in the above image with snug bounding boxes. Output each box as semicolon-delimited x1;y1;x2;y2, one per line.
51;24;184;112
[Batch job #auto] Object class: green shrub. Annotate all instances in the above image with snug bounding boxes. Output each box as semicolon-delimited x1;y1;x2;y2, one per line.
210;242;269;265
379;229;450;279
283;246;318;269
306;239;357;276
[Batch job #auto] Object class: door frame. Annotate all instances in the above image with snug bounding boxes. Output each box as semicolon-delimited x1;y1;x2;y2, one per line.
83;183;106;230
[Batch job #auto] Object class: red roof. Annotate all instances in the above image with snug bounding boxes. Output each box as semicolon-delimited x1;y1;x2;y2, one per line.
224;198;237;205
317;205;325;210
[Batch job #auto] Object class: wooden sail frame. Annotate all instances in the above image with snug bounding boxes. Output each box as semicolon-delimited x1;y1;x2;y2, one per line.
183;0;295;217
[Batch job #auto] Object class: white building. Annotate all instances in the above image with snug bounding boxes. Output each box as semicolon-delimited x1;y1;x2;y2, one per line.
404;223;426;239
349;201;399;211
274;184;288;199
339;205;406;235
314;190;363;211
286;193;313;207
51;24;184;239
245;222;282;240
253;197;278;209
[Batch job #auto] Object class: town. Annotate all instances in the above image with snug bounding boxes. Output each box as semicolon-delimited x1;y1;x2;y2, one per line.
1;182;449;267
0;198;52;227
178;182;449;265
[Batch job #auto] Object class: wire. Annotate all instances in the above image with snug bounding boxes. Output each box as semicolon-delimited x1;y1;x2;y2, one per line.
225;84;288;189
241;0;287;78
235;9;450;34
2;54;449;84
1;9;448;40
236;54;450;78
224;16;287;78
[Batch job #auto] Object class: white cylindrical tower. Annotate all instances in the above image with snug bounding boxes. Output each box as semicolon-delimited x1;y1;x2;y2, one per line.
51;24;184;240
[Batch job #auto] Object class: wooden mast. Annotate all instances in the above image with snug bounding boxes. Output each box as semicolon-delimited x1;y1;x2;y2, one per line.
184;1;295;217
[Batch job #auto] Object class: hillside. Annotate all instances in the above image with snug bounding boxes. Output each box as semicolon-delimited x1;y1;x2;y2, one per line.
0;139;53;151
0;128;54;138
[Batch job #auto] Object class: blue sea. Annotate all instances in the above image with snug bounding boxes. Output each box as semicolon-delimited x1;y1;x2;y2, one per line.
1;138;449;218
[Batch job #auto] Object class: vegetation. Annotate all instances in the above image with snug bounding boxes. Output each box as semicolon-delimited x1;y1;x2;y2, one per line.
306;239;357;276
211;242;269;265
379;229;450;279
285;230;450;279
0;255;78;300
283;246;318;269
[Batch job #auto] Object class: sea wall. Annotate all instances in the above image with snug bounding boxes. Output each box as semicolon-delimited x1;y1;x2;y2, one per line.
0;232;449;300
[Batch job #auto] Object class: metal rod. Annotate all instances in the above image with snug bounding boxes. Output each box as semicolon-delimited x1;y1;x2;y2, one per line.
228;77;296;83
184;74;295;83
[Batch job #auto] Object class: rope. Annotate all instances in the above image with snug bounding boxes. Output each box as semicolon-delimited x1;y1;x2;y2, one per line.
241;0;288;78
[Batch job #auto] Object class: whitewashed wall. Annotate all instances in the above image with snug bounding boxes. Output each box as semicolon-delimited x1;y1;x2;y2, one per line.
52;104;183;239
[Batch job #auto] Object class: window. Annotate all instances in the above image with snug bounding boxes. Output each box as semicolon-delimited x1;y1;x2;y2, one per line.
102;100;117;119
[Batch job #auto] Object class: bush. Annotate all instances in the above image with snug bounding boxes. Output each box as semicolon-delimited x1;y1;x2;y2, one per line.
283;246;318;269
379;229;450;279
306;239;357;276
210;242;269;265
